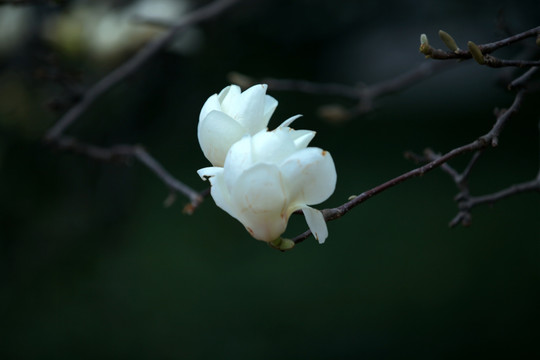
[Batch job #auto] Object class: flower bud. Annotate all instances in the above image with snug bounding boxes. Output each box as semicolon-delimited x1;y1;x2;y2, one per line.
419;34;431;56
467;41;485;65
438;30;459;52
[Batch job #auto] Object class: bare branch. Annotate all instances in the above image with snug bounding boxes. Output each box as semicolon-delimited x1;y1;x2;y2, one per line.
44;0;242;141
480;26;540;53
460;151;483;181
230;61;455;120
293;89;531;244
481;56;540;68
449;178;540;227
421;26;540;71
43;0;239;210
49;136;208;210
397;91;534;228
133;147;203;206
420;26;540;63
482;89;526;146
509;67;539;89
228;72;362;99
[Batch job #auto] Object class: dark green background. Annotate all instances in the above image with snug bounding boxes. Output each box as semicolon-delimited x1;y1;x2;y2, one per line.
1;0;539;358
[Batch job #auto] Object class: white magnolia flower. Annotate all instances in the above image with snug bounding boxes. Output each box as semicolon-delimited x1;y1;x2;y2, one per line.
198;118;336;244
198;84;280;167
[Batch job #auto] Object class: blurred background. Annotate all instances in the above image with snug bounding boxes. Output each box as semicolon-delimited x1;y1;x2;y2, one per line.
1;0;539;358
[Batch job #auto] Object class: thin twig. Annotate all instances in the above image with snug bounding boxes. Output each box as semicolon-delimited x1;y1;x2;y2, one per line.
133;147;202;204
230;61;455;119
449;178;540;227
408;96;537;228
228;71;362;99
479;26;540;53
50;136;206;208
460;151;483;181
482;89;526;146
509;67;539;89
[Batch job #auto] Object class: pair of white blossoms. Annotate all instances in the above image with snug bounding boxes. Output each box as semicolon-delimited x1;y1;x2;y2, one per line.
197;84;337;247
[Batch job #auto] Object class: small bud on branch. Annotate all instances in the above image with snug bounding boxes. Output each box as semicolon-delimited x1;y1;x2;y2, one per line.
467;41;485;65
438;30;459;52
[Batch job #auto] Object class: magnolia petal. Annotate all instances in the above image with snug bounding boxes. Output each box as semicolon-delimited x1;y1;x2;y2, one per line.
234;84;268;133
199;94;221;122
280;147;337;205
301;206;328;244
218;85;241;114
203;168;236;218
223;135;254;188
262;95;278;124
229;162;288;242
279;114;302;128
251;127;298;164
198;110;247;167
197;166;222;180
290;129;316;149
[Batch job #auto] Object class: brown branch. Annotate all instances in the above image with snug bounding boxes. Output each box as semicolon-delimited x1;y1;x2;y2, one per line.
229;61;455;120
509;67;539;90
403;93;539;229
44;0;241;141
228;71;362;99
479;26;540;53
43;0;239;210
292;89;529;244
49;136;209;211
482;89;526;146
421;26;540;70
449;178;540;227
481;56;540;68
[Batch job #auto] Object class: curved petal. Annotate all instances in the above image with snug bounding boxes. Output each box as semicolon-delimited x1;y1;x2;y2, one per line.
229;162;288;242
280;147;337;205
290;129;316;149
206;168;236;218
218;85;241;114
279;114;302;128
251;127;298;164
198;110;247;167
197;166;222;180
233;84;268;133
199;94;221;122
262;94;278;124
300;206;328;244
223;135;254;188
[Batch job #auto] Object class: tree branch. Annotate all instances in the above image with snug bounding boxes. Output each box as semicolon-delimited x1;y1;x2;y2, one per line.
292;89;530;244
49;136;208;211
449;178;540;227
420;26;540;63
509;67;539;90
44;0;241;141
230;61;455;121
43;0;239;210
